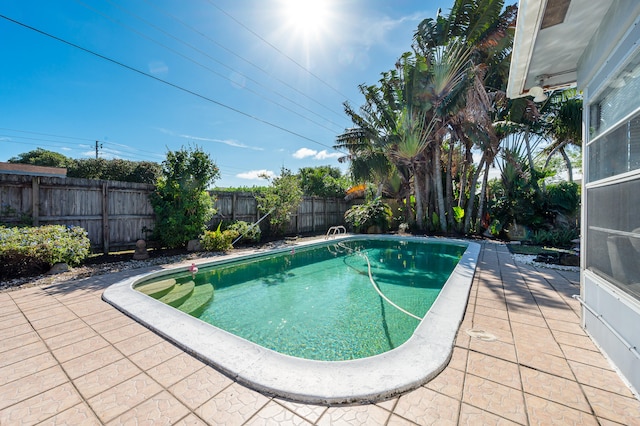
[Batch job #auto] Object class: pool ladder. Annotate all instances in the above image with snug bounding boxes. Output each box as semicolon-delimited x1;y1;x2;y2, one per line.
325;225;346;239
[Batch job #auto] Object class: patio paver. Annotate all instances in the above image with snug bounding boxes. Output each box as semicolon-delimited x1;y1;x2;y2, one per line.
1;240;639;425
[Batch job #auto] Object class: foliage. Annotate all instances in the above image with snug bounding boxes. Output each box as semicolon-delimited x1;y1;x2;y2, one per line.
150;146;220;248
546;181;580;216
225;220;261;243
0;225;90;278
255;168;303;236
8;148;72;168
200;223;238;252
344;197;392;233
213;186;268;194
67;158;161;184
528;226;579;248
0;204;33;226
298;166;350;197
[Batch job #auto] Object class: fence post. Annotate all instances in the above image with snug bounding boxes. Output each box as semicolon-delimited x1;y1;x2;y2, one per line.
31;177;40;226
102;182;109;254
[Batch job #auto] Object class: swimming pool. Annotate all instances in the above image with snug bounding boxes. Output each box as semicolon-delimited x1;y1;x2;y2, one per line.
103;235;480;404
134;239;465;361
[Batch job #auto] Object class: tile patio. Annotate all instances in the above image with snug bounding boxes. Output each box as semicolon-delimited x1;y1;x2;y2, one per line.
0;241;638;425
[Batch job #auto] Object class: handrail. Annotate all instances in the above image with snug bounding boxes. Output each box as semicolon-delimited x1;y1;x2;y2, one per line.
325;225;347;239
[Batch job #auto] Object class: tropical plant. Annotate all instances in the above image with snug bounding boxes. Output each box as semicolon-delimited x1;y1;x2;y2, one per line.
298;166;350;197
150;146;219;248
344;197;393;233
225;220;261;243
200;223;238;252
255;168;303;236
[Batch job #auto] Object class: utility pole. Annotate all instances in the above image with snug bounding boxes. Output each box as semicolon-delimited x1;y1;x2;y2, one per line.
95;141;102;159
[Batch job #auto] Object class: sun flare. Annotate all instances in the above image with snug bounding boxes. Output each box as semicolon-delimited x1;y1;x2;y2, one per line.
281;0;330;37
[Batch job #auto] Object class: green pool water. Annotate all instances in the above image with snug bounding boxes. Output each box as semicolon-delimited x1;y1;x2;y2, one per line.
138;239;466;361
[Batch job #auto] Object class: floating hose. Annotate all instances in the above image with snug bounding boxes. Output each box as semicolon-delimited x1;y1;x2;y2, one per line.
338;242;423;321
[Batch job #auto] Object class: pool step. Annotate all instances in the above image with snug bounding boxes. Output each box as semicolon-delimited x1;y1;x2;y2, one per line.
158;280;195;308
136;278;176;299
177;283;214;317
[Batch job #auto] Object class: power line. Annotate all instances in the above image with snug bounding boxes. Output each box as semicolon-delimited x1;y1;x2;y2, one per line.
205;0;357;105
143;0;349;123
0;13;345;154
73;0;343;134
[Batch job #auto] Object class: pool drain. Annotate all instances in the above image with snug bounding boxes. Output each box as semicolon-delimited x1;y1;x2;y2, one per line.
465;328;497;342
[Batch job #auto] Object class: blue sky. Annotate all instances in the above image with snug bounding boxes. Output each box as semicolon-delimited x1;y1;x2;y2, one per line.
1;0;449;187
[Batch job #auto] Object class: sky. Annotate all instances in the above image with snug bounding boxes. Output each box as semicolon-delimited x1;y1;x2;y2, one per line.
0;0;451;188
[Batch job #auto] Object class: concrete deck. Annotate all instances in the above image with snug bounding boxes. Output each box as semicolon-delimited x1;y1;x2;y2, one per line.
1;241;639;425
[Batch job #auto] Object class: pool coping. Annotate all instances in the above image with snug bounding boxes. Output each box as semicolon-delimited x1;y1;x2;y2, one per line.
102;235;480;405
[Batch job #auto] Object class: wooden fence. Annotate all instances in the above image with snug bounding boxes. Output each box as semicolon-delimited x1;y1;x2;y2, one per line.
0;174;155;253
210;191;348;235
0;175;349;253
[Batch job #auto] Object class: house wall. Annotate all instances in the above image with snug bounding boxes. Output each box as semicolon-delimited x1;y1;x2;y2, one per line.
580;3;640;396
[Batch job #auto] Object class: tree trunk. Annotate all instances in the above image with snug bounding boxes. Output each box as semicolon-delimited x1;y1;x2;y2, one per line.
464;156;485;233
434;143;447;233
446;142;454;229
412;165;425;230
477;161;491;231
560;147;573;182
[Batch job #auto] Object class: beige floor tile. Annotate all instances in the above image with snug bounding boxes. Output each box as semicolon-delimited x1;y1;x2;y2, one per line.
30;311;79;331
319;403;392;426
568;360;634;397
37;318;87;340
1;330;40;354
276;399;328;423
425;366;465;399
582;385;640;425
458;403;522;425
146;352;206;388
82;308;125;326
516;350;574;379
113;330;165;356
129;340;184;370
51;334;110;363
37;402;102;425
0;321;34;340
386;413;419;425
508;311;547;328
101;322;148;344
469;338;517;363
195;382;270;425
245;400;312;425
474;304;510;321
545;318;585;335
0;382;81;425
0;365;69;410
474;296;508;310
560;344;613;370
0;340;49;368
463;374;527;424
44;326;99;351
466;351;521;390
524;393;598;426
90;314;136;334
375;397;397;412
65;299;117;318
520;366;590;412
0;312;28;329
62;345;124;379
106;390;190;425
169;366;234;410
552;329;598;351
73;358;141;399
173;413;209;425
448;346;468;371
393;386;459;425
0;351;58;386
87;372;163;423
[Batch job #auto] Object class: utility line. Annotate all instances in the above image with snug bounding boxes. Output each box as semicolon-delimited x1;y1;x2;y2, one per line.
0;13;345;154
74;0;342;134
205;0;357;106
144;0;349;122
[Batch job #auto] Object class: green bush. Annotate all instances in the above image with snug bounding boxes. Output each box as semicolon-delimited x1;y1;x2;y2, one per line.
0;225;91;278
200;225;238;252
226;221;261;243
344;197;392;233
528;226;579;248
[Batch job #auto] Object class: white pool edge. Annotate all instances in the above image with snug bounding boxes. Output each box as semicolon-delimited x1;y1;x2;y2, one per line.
102;235;480;405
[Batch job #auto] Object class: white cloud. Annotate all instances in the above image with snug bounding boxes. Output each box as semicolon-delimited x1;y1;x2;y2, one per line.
293;147;318;159
148;61;168;75
293;147;342;160
236;169;275;180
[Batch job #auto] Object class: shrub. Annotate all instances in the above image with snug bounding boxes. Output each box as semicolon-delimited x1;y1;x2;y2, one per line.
255;168;303;236
0;225;91;278
200;224;238;252
226;221;261;243
344;197;392;233
528;226;579;248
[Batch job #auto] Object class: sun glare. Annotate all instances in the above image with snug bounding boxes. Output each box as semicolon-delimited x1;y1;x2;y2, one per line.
281;0;330;37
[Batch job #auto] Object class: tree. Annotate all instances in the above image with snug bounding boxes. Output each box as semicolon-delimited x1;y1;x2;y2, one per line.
150;146;220;248
8;148;71;168
256;168;303;236
298;166;349;197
